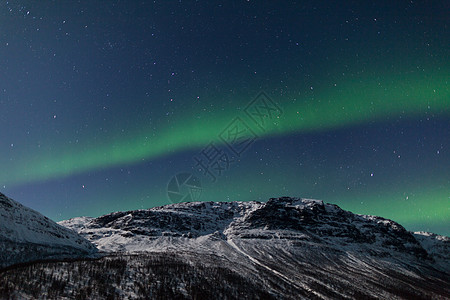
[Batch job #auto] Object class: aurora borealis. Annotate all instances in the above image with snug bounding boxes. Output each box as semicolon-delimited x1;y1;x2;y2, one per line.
1;1;449;235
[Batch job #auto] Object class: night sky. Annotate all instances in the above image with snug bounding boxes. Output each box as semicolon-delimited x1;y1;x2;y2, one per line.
1;1;449;235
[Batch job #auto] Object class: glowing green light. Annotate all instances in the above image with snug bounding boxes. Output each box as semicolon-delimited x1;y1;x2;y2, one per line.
2;71;449;187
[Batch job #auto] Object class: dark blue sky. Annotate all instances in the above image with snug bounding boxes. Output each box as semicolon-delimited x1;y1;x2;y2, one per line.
0;1;448;235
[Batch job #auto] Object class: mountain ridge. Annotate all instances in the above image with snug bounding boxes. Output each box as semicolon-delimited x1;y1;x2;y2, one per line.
59;197;448;266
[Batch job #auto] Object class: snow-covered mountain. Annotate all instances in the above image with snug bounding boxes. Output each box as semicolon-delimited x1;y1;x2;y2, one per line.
1;195;448;299
59;197;447;263
50;196;449;299
0;192;97;269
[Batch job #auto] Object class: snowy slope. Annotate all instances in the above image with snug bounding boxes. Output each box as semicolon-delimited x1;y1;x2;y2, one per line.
0;192;97;269
413;231;449;267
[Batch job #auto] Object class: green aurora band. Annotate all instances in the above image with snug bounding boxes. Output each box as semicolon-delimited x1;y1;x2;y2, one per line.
3;71;449;187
